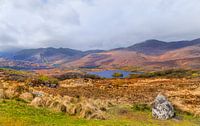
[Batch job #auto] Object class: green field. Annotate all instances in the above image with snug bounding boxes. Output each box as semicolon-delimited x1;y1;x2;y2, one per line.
0;99;200;126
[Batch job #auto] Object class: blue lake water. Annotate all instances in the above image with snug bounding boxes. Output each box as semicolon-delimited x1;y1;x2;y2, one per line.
88;70;140;78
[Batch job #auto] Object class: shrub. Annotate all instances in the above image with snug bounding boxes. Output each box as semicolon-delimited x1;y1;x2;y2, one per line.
130;69;200;78
54;72;102;80
112;72;123;78
131;104;151;112
26;75;58;88
0;68;32;82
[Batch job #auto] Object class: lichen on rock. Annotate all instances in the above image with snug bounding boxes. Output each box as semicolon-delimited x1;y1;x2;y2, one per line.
152;93;175;120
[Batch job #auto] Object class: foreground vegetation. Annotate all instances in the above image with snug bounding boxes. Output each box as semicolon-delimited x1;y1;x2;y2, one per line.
0;99;200;126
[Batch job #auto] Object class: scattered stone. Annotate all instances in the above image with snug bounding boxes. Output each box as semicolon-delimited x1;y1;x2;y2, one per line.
19;92;34;102
152;93;175;120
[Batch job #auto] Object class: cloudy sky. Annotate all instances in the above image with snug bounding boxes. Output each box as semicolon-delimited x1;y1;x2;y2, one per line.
0;0;200;51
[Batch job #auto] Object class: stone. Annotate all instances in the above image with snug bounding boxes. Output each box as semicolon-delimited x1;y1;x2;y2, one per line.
19;92;34;102
32;91;44;97
152;93;175;120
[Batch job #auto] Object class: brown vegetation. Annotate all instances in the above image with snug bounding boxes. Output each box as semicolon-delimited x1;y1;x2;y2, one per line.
37;77;200;115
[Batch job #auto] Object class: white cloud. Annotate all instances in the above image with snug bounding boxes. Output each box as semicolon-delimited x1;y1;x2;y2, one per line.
0;0;200;51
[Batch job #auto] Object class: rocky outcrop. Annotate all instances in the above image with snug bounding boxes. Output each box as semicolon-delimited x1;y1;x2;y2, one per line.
152;93;175;120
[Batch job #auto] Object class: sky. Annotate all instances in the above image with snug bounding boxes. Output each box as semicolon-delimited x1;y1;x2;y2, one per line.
0;0;200;51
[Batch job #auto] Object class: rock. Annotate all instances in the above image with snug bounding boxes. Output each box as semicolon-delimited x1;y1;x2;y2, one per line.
32;91;45;97
0;89;5;99
19;92;34;102
152;93;175;120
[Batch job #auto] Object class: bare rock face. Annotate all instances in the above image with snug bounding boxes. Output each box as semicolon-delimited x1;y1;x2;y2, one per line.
152;93;175;120
19;92;34;102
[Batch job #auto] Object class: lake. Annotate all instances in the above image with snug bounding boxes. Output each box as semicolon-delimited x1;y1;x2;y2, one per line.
88;70;140;78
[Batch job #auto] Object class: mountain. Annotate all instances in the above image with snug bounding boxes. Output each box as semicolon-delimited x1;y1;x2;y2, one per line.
12;47;84;64
64;38;200;69
125;38;200;55
1;38;200;70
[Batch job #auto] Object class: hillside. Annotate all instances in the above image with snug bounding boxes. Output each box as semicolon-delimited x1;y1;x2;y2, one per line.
65;50;149;68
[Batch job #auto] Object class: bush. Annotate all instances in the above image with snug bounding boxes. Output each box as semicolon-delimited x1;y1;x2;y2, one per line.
27;75;59;88
131;104;151;112
54;72;102;80
0;68;32;82
112;72;123;78
130;69;200;78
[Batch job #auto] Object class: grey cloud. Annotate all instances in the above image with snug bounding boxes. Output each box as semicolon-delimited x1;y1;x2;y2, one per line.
0;0;200;51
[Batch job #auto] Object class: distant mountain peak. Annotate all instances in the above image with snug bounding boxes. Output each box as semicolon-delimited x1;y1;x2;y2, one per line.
125;38;200;55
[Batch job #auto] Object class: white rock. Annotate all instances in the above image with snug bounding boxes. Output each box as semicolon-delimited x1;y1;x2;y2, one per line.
152;93;175;120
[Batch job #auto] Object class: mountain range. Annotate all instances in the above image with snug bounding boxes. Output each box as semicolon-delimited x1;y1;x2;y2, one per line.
0;38;200;70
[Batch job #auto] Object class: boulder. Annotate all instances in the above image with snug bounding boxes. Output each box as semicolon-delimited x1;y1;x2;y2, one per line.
152;93;175;120
19;92;34;102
